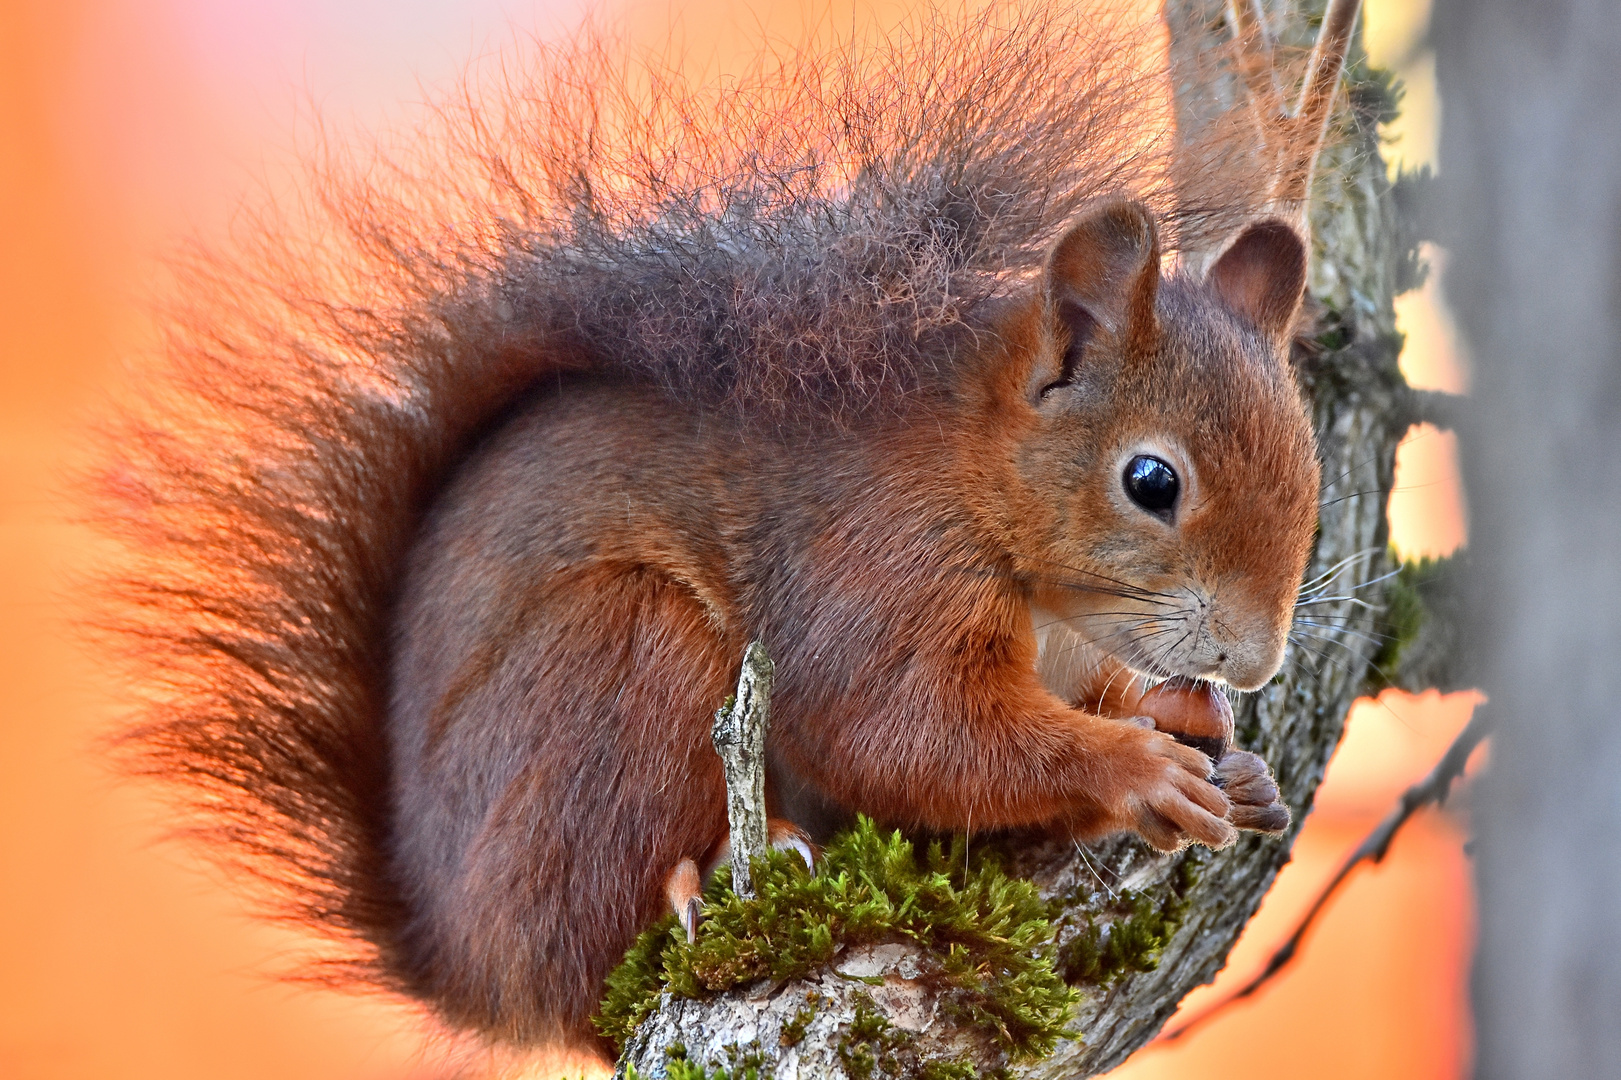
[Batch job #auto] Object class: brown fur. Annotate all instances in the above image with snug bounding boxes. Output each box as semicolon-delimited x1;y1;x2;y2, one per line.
88;0;1351;1064
386;219;1320;1048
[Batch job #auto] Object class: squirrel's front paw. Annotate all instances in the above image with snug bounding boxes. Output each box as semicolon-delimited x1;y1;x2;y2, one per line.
1212;749;1291;834
1110;730;1237;852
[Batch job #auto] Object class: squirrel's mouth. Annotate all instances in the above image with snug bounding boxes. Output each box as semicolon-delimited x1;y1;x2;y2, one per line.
1121;639;1283;692
1030;602;1229;703
1129;656;1220;683
1119;652;1228;687
1028;590;1281;700
1091;611;1225;685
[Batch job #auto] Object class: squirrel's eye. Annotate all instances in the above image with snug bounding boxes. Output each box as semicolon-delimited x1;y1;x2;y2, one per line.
1123;455;1179;517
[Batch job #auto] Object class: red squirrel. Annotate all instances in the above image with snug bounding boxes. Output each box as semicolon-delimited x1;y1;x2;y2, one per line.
94;0;1360;1070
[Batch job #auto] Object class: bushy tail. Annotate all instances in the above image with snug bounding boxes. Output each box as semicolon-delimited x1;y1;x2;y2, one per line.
88;0;1284;997
91;197;572;987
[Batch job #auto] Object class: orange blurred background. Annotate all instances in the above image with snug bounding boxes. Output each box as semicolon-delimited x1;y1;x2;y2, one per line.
0;1;1473;1078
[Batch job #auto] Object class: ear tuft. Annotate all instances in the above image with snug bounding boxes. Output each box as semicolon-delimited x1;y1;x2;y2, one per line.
1205;220;1308;343
1046;198;1161;362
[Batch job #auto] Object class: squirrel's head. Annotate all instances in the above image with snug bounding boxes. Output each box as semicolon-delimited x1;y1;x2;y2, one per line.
989;198;1319;691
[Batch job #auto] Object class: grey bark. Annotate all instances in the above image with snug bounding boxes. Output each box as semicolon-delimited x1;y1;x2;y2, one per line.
620;2;1422;1075
1433;2;1621;1076
712;642;776;899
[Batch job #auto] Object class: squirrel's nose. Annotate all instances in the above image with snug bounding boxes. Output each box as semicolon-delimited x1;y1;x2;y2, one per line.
1211;618;1288;691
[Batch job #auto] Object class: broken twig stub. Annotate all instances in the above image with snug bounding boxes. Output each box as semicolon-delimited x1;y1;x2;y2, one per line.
711;640;773;899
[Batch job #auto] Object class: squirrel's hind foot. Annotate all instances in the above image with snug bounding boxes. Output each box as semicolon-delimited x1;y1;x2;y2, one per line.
664;858;703;943
663;819;819;940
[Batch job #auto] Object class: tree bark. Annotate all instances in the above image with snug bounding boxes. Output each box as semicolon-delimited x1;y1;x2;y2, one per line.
712;642;776;900
619;2;1422;1075
1433;1;1621;1075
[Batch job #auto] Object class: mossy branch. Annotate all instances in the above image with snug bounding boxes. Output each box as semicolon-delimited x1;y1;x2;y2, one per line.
607;821;1079;1078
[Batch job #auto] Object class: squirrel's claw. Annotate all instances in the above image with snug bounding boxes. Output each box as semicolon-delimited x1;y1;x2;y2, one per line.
664;858;702;942
679;897;702;943
767;818;818;871
1229;800;1292;834
663;820;817;944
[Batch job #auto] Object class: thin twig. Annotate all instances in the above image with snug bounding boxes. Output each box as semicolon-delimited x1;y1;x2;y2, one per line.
1401;387;1468;433
711;640;774;899
1160;707;1491;1042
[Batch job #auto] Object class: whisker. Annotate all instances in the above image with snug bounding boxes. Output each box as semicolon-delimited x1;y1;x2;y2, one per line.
1032;610;1173;631
1287;626;1366;651
941;562;1155;599
1319;488;1386;509
1285;625;1402;693
1005;570;1179;607
1072;838;1118;900
1291;623;1393;647
1063;621;1184;654
1005;552;1185;603
1293;612;1385;628
1289;635;1406;697
1095;663;1136;708
1043;619;1189;684
1296;573;1399;614
1299;546;1381;583
1283;635;1363;677
1296;548;1383;595
1303;566;1401;599
1150;625;1196;674
1315;443;1402;496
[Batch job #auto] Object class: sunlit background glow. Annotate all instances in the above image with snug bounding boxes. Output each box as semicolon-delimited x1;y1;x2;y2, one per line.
0;1;1471;1077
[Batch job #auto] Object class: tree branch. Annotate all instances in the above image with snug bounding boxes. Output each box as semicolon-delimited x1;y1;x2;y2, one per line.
1400;387;1468;433
1159;708;1489;1042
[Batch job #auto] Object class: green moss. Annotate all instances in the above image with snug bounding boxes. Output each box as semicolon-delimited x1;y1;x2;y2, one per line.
1056;852;1201;987
834;993;1011;1080
628;1042;771;1080
779;995;819;1047
1371;557;1426;675
1366;553;1459;691
916;1063;977;1080
596;817;1077;1063
920;1062;1011;1080
837;995;896;1080
658;1057;735;1080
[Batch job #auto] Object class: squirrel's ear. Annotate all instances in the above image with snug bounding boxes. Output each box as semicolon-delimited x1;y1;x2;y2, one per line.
1205;220;1308;344
1046;198;1161;363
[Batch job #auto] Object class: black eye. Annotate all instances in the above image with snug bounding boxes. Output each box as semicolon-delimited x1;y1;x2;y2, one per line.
1123;455;1179;517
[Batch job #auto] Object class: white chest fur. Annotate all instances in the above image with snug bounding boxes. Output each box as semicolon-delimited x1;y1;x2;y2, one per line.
1030;604;1113;705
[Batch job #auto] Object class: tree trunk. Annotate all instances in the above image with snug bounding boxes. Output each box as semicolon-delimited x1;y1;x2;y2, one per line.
619;2;1434;1075
1432;2;1621;1076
